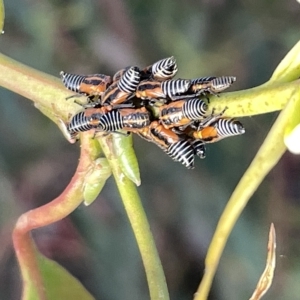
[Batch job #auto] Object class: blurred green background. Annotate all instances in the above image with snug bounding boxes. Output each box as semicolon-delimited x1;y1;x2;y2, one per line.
0;0;300;299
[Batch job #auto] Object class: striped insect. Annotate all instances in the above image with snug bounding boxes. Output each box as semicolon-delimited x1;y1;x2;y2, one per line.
159;98;208;129
60;71;112;100
91;107;151;132
112;66;132;82
130;121;197;169
135;79;191;103
102;66;141;107
191;140;206;159
67;107;110;137
67;111;94;137
189;76;236;99
167;140;196;169
186;116;245;143
141;56;178;81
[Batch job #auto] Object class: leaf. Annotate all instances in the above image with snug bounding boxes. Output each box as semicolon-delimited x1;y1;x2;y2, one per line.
83;157;112;206
249;224;276;300
269;40;300;83
112;133;141;186
23;253;95;300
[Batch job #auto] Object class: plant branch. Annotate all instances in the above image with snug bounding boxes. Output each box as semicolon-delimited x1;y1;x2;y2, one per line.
0;53;79;125
0;53;299;129
194;91;300;300
208;79;300;117
12;132;99;299
99;136;169;300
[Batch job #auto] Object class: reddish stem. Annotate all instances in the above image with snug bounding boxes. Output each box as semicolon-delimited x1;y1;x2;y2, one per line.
12;133;96;299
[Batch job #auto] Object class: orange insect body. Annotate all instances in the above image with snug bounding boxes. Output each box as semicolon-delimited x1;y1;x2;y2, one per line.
189;76;236;97
78;75;112;96
159;101;190;129
186;117;245;143
101;81;130;106
135;81;165;100
102;66;141;107
159;98;207;129
128;121;197;169
60;71;112;97
188;126;219;142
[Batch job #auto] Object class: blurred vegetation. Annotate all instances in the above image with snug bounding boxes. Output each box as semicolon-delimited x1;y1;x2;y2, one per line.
0;0;300;299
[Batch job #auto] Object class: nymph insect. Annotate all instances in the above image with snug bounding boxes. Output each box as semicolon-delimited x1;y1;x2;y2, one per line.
186;116;245;143
102;66;141;107
159;98;208;129
60;71;112;99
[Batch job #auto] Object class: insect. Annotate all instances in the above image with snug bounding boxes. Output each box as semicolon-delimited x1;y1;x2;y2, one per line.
67;106;150;137
130;121;196;169
159;98;208;129
66;106;111;137
141;56;178;81
60;71;112;100
91;107;151;132
191;140;206;159
189;76;236;99
112;66;132;82
135;79;191;103
186;116;245;143
102;66;141;106
167;140;196;169
67;111;95;137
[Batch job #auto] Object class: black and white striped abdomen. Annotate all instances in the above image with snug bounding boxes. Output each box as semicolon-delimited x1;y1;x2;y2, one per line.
151;56;178;80
97;110;124;132
117;66;141;93
190;76;216;85
183;98;208;120
215;118;245;138
166;140;195;169
67;111;93;134
210;76;236;91
161;79;191;99
60;71;85;93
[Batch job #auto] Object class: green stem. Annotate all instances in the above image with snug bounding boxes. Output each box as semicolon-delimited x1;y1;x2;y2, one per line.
99;136;169;300
208;79;300;117
0;52;299;125
0;53;78;125
194;92;300;300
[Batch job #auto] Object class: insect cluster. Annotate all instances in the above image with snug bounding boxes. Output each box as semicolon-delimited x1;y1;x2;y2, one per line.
60;57;245;169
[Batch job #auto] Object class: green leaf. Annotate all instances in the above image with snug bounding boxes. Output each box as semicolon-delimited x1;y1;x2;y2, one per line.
83;157;112;206
112;134;141;186
269;40;300;83
23;254;95;300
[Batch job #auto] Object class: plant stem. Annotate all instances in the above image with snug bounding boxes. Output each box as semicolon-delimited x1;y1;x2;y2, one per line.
194;92;300;300
99;136;169;300
12;132;99;299
0;52;78;124
208;79;300;117
0;52;299;125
